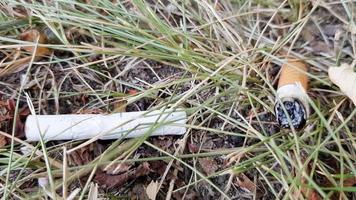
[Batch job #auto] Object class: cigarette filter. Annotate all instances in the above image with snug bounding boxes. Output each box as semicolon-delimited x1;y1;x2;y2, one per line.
19;29;51;56
25;109;187;141
275;59;309;129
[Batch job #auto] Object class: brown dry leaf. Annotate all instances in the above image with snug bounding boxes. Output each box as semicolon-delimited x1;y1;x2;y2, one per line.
12;7;29;18
13;114;26;139
105;162;132;175
343;177;356;187
149;160;169;177
234;173;257;193
0;114;13;122
68;144;93;166
0;29;52;77
152;137;173;152
146;180;159;200
135;162;151;176
95;168;130;189
198;157;218;176
0;99;29;138
19;29;51;56
188;142;199;153
329;63;356;106
0;135;7;148
95;162;150;189
0;56;32;77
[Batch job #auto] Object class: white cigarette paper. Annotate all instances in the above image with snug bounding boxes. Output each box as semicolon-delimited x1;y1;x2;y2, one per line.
25;110;187;141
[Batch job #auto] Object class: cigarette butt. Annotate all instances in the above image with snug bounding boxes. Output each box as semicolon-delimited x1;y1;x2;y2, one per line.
25;109;187;141
278;59;308;90
275;59;309;129
19;29;51;56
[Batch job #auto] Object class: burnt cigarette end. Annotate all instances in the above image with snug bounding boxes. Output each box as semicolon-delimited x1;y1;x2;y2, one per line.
275;99;306;129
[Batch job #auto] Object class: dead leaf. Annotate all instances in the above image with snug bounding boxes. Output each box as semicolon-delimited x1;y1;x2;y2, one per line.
146;180;159;200
233;174;257;193
0;29;52;77
19;29;51;56
135;162;151;176
329;63;356;105
105;162;132;175
12;7;29;18
95;168;130;189
198;157;218;176
188;142;199;153
152;137;173;152
0;54;32;77
68;145;93;166
0;135;7;148
95;162;150;189
149;160;170;177
0;99;29;139
201;139;214;150
343;177;356;187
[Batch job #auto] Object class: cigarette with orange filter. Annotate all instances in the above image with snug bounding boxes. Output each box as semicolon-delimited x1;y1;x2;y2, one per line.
274;58;310;129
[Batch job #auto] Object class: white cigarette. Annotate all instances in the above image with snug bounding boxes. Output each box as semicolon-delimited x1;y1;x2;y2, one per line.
25;109;187;141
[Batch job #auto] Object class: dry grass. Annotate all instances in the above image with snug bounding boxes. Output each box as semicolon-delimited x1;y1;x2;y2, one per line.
0;0;355;199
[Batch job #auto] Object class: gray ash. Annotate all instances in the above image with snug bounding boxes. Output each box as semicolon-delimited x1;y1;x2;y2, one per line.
275;99;306;129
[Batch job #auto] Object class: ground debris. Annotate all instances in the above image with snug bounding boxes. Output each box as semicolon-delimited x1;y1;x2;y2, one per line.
152;136;173;152
105;161;133;175
233;173;257;193
0;29;51;77
94;162;150;189
131;184;150;200
146;180;159;200
198;157;218;176
0;99;29;139
297;154;322;200
0;135;6;148
68;145;94;166
19;29;51;56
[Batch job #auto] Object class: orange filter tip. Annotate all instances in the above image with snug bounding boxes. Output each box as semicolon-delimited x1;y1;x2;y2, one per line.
275;58;310;129
278;59;308;90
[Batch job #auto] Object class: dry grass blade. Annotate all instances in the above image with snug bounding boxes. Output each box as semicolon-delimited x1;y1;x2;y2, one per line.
0;0;355;199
